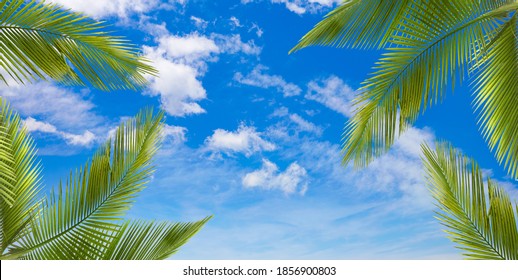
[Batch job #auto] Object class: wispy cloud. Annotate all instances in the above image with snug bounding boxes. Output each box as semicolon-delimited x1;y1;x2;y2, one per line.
0;82;103;130
242;0;340;15
306;75;359;118
234;65;301;97
190;16;209;29
24;117;96;146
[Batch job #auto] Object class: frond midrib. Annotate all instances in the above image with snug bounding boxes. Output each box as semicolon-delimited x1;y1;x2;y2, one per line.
0;24;136;62
366;5;511;99
430;151;505;259
17;123;156;259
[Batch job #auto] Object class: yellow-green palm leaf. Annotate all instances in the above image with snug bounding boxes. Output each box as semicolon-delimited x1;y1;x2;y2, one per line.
6;109;164;259
342;1;518;168
472;12;518;178
0;0;157;90
0;98;42;254
422;142;518;259
290;0;411;52
294;0;518;177
101;217;212;260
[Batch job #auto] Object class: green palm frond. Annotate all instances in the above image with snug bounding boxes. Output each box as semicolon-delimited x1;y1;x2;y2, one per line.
339;1;518;168
102;217;212;260
0;0;157;91
0;98;42;254
290;0;411;52
421;142;518;259
6;109;164;260
472;13;518;178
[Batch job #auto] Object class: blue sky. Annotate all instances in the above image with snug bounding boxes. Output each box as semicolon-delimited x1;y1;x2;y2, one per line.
1;0;517;259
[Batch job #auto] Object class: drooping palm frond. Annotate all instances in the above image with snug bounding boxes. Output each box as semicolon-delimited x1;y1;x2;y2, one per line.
101;217;212;260
472;12;518;179
338;1;518;168
5;109;165;260
0;0;157;91
421;142;518;259
0;98;42;254
290;0;411;52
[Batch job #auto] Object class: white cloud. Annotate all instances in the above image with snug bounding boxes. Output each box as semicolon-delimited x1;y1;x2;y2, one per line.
212;34;262;56
157;34;219;60
249;23;264;38
162;124;188;145
306;75;358;117
24;117;97;146
242;159;308;195
230;16;242;28
190;16;208;29
242;0;340;15
289;114;322;135
234;65;301;97
205;124;276;157
0;82;103;131
144;32;260;117
48;0;185;20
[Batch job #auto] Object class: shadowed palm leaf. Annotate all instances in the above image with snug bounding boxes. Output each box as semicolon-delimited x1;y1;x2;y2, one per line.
0;0;157;90
421;142;518;259
0;100;211;260
292;0;518;179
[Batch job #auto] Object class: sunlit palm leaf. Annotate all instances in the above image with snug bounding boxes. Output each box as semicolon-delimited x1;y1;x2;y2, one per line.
290;0;411;52
472;13;518;179
102;217;212;260
0;98;41;254
341;1;518;168
0;0;157;90
8;109;164;259
422;142;518;259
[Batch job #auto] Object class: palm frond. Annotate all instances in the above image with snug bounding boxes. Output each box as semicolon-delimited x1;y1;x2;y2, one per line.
472;12;518;179
0;98;42;254
290;0;412;53
0;0;157;91
341;1;518;167
421;141;518;260
102;216;212;260
7;108;165;260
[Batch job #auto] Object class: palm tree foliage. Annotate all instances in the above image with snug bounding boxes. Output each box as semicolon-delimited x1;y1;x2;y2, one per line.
422;142;518;259
291;0;518;179
0;0;157;91
0;99;211;259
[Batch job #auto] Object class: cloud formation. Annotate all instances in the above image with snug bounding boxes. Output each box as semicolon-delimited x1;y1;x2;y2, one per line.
204;124;276;157
144;32;260;117
242;158;309;195
306;75;358;118
242;0;340;15
48;0;185;19
0;82;102;131
24;117;96;146
234;65;301;97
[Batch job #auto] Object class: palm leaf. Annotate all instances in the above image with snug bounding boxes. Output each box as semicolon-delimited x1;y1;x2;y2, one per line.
421;141;518;259
0;0;157;90
341;1;518;168
0;98;42;254
290;0;412;52
101;217;212;260
6;109;165;259
472;12;518;179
